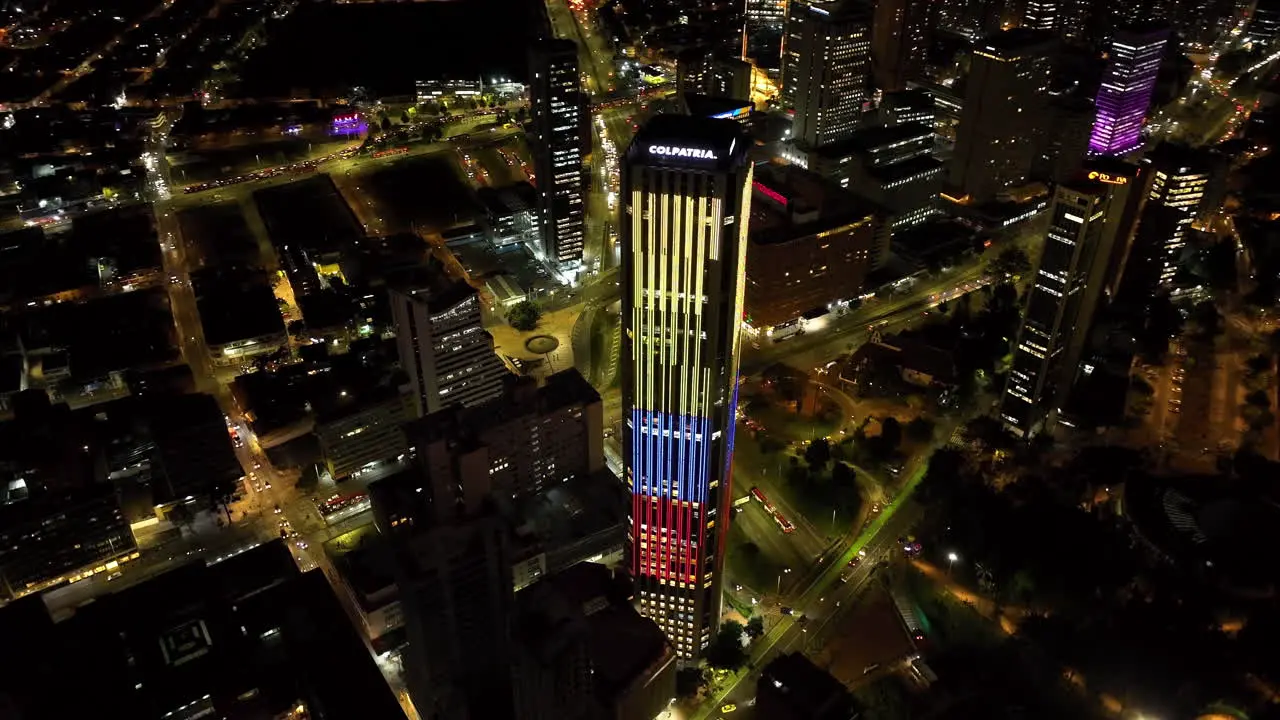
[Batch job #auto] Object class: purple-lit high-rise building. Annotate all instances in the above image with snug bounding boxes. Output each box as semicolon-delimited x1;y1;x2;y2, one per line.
1088;27;1168;156
622;116;750;662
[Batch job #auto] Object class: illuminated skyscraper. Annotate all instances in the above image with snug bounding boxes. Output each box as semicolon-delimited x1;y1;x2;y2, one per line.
999;179;1118;437
530;39;587;272
621;116;751;661
1120;143;1211;299
783;0;872;148
1088;27;1168;156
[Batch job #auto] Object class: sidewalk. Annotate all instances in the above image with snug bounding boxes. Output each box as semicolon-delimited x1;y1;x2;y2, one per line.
910;558;1028;635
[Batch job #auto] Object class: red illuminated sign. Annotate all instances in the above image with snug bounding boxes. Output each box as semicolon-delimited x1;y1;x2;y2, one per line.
753;181;788;208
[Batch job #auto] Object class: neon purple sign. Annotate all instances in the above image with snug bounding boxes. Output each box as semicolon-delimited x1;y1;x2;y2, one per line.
331;113;367;137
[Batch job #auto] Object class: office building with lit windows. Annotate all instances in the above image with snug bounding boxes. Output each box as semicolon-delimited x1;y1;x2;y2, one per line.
621;115;751;661
871;0;932;92
949;29;1057;204
828;123;941;233
1089;26;1168;156
747;0;787;25
530;39;587;271
676;47;753;103
882;87;935;127
408;368;605;502
390;270;510;418
1121;143;1211;300
746;162;877;329
1022;0;1058;31
1252;0;1280;43
783;0;872;149
1000;179;1119;437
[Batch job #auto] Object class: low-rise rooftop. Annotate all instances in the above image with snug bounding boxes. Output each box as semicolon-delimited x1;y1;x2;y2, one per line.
191;269;285;348
749;162;878;244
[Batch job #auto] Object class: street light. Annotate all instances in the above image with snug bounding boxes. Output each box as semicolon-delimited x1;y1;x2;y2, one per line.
947;552;959;578
777;567;791;595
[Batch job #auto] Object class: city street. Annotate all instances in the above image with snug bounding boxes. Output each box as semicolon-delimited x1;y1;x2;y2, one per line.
696;498;926;720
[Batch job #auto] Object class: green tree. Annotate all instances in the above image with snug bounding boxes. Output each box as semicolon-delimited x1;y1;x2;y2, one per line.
876;417;902;456
759;435;785;454
856;677;913;720
746;615;765;640
786;463;810;485
379;116;392;133
296;464;320;492
880;415;901;443
1245;389;1272;411
1192;300;1224;341
400;110;410;124
917;447;967;506
804;438;832;469
988;245;1032;279
675;668;706;699
506;300;541;331
168;502;195;533
831;460;856;486
207;479;235;524
905;416;935;443
706;621;747;668
1247;353;1272;376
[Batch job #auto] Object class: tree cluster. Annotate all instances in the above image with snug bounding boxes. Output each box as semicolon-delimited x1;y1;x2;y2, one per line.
506;300;541;331
915;443;1280;718
705;620;747;669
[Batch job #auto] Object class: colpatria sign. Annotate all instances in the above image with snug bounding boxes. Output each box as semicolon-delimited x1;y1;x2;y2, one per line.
1087;170;1129;186
649;145;718;160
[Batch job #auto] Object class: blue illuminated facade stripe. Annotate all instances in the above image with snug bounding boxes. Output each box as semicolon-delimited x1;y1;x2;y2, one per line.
631;409;710;506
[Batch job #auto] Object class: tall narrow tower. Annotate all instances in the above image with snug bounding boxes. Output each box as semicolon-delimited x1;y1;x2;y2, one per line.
1089;26;1168;156
529;39;587;273
1120;143;1211;301
999;179;1117;437
621;116;752;661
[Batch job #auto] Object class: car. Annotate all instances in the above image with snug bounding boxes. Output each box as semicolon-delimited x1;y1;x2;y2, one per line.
720;704;737;714
273;505;282;514
780;606;793;615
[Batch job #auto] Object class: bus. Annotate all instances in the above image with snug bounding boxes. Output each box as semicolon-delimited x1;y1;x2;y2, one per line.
773;511;796;534
750;487;776;514
769;319;804;343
